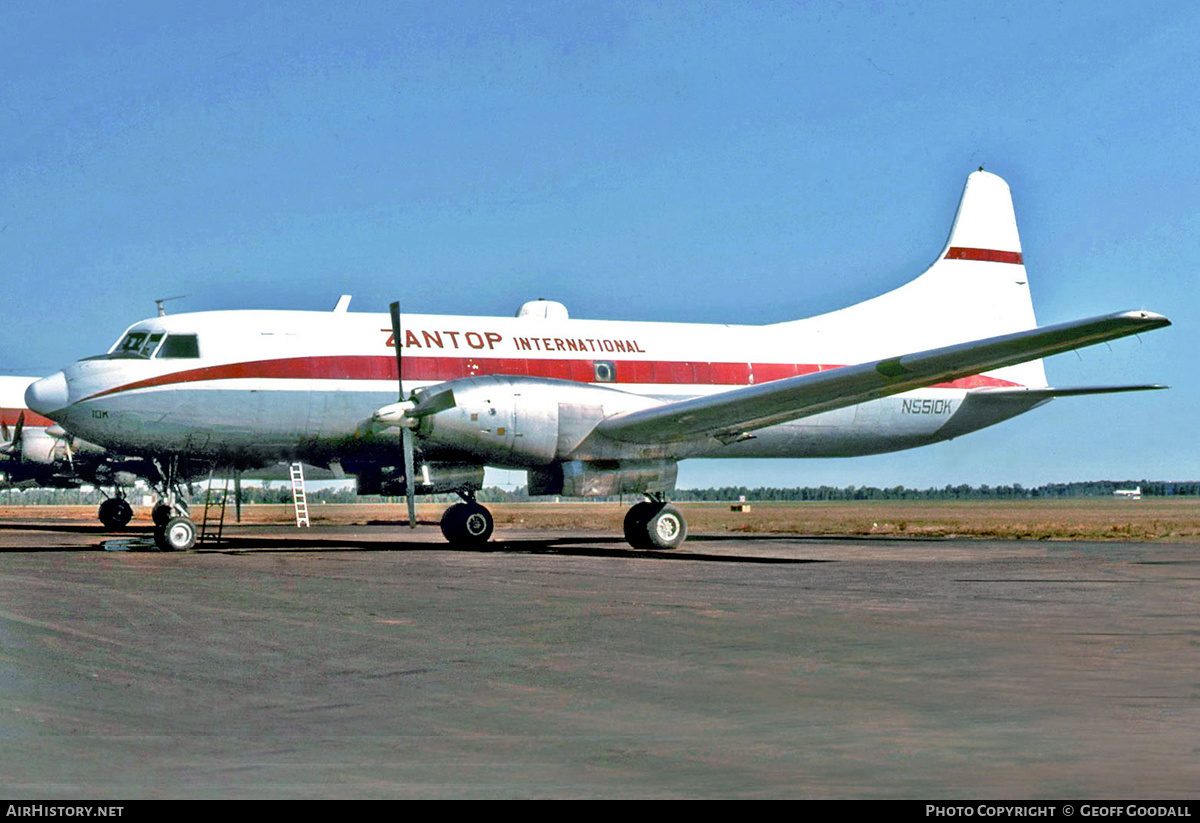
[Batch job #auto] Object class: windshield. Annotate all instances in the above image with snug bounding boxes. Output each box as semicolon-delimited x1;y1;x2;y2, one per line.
103;331;200;360
108;331;165;359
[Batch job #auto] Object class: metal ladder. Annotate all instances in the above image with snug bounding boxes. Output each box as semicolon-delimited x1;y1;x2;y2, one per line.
290;463;310;528
199;469;230;544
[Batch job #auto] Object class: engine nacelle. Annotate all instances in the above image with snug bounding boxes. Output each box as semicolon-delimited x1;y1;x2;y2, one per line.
355;462;484;497
528;459;678;497
20;429;71;465
419;375;659;466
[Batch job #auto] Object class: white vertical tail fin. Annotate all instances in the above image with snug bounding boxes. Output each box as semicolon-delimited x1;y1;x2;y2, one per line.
777;170;1049;388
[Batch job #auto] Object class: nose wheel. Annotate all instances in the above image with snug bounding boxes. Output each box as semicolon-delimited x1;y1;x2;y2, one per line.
154;516;198;552
151;502;174;528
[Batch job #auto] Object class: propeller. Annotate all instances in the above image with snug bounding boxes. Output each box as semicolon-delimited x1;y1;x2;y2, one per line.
390;301;418;529
364;303;457;527
47;424;75;469
1;412;24;457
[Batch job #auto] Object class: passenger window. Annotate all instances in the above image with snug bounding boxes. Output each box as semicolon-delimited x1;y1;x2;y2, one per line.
593;360;616;382
159;334;200;358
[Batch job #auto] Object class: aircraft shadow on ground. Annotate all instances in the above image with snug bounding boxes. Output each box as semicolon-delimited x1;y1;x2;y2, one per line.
2;521;849;562
194;534;829;564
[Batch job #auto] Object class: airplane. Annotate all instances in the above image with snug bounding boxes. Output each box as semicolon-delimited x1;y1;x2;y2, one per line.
2;375;183;527
3;374;343;528
24;170;1171;552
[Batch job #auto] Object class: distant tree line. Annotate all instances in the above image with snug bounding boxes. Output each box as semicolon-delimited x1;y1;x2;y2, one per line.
4;480;1197;506
668;481;1200;501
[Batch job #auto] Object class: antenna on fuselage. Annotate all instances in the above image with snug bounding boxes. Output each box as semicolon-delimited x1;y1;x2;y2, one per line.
154;295;188;317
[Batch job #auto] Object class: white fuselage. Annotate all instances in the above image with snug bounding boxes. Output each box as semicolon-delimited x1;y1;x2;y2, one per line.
32;305;1031;470
29;172;1083;480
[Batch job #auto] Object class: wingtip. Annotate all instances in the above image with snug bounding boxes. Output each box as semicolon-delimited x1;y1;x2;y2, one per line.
1123;309;1171;328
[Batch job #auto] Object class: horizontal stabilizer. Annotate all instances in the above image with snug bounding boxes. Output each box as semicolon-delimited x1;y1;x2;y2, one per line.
967;384;1168;398
597;310;1170;444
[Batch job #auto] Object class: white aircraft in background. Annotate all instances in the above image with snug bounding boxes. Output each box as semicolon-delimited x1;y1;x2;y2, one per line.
3;375;340;528
2;375;189;527
26;170;1170;551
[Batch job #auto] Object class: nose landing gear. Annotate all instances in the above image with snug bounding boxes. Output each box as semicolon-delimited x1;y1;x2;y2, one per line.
150;456;196;551
155;516;198;552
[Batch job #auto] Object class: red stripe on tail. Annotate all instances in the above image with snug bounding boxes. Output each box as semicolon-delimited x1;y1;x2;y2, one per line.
944;247;1023;264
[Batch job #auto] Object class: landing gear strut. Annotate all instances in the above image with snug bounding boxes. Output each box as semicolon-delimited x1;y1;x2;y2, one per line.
623;495;687;550
150;456;196;551
440;491;494;546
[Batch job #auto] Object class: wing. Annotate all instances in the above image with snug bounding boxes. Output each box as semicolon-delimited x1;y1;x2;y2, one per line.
596;310;1170;444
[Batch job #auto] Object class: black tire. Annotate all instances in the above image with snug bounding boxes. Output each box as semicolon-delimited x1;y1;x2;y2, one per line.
440;502;494;546
624;502;687;550
623;501;660;550
98;498;134;530
644;504;687;549
151;503;173;528
154;516;197;552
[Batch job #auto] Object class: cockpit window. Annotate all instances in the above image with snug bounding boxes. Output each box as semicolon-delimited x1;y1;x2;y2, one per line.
158;334;200;358
117;332;147;355
110;331;165;359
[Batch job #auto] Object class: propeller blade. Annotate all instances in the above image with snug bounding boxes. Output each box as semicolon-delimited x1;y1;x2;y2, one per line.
2;413;25;457
389;301;405;402
402;427;416;529
409;387;456;417
391;301;417;528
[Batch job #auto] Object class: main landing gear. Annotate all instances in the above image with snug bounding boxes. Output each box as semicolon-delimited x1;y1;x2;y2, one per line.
97;496;134;530
623;494;688;550
440;491;494;546
436;492;687;550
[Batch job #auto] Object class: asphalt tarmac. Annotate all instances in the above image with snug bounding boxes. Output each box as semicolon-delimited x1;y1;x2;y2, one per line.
1;517;1198;799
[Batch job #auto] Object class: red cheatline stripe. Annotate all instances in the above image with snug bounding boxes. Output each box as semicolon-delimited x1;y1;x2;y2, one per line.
944;247;1024;264
80;354;1019;403
1;408;55;427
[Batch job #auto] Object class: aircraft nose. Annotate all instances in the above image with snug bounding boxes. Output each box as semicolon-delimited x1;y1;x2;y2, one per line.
25;372;70;416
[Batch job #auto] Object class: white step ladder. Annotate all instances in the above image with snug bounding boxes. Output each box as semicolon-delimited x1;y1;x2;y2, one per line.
290;463;310;528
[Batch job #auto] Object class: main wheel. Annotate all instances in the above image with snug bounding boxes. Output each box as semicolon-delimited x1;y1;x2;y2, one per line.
645;504;687;549
98;498;134;529
624;502;687;550
440;502;494;546
154;516;197;552
623;501;660;549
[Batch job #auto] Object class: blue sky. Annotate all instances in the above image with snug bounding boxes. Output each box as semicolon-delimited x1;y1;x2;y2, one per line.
2;1;1195;489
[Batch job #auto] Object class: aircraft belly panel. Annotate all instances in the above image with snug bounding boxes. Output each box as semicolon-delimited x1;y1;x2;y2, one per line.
66;387;364;457
702;395;962;458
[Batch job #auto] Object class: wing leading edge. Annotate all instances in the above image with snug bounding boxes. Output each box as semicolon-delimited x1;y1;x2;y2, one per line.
596;310;1170;445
